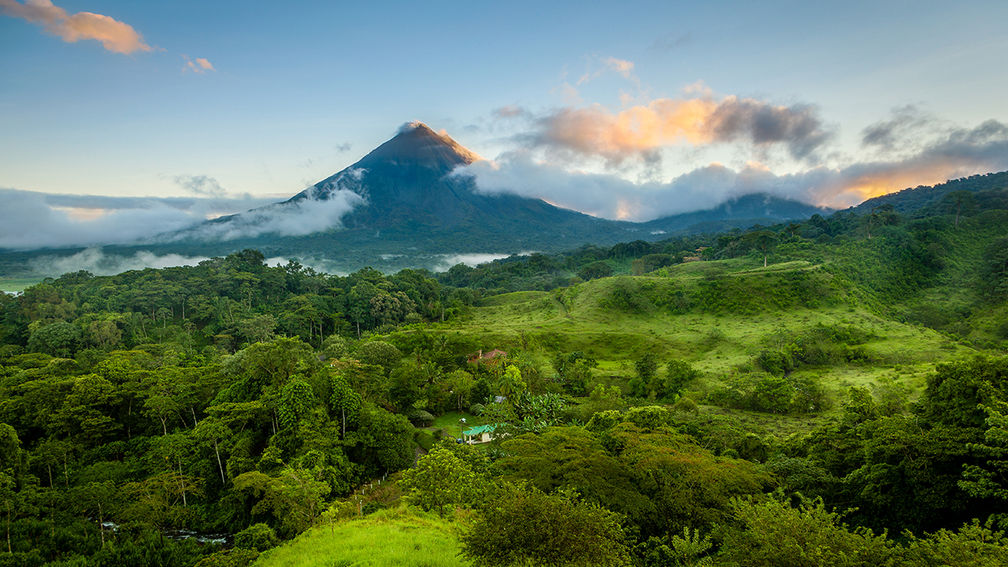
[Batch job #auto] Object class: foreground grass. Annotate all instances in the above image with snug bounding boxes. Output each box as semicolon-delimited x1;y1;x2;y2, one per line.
255;507;471;567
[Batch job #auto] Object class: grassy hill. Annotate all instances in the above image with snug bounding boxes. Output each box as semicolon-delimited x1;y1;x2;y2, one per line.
385;256;977;429
254;507;470;567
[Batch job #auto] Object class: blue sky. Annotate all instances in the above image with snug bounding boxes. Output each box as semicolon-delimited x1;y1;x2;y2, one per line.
2;0;1008;240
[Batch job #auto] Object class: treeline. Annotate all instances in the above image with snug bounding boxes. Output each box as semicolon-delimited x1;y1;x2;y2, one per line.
0;249;480;358
437;236;709;293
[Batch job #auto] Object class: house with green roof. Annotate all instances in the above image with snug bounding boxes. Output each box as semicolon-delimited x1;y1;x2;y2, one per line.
462;424;498;444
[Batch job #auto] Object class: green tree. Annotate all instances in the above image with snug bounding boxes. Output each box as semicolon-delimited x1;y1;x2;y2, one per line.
278;378;316;431
120;471;203;547
236;314;277;344
743;230;778;268
942;190;976;228
194;416;231;485
444;369;475;411
663;359;700;399
329;372;362;438
27;321;83;357
630;353;659;398
354;341;402;375
500;365;527;409
578;261;614;281
233;467;329;538
400;444;482;516
960;400;1008;505
716;498;895;567
460;483;631;567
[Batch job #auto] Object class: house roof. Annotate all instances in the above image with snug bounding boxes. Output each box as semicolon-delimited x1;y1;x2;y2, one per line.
467;349;507;363
462;424;497;436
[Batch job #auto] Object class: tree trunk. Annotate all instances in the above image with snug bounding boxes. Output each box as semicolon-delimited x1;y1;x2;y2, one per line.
6;501;11;553
47;464;53;488
764;254;768;268
179;458;187;507
98;501;105;547
214;438;225;484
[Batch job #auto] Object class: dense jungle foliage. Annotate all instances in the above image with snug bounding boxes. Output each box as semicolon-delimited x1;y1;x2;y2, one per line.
0;177;1007;566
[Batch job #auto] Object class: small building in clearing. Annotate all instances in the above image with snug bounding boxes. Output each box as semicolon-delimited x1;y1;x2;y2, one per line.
462;424;498;444
467;349;507;366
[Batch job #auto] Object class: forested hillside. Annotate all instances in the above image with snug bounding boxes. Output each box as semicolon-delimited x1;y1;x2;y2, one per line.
1;181;1007;566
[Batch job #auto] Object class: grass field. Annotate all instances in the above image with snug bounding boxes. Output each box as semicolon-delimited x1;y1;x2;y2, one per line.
414;259;978;428
254;507;471;567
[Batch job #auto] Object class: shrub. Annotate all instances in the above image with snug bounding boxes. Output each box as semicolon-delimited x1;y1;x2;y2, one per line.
406;409;435;428
711;373;827;415
233;523;279;552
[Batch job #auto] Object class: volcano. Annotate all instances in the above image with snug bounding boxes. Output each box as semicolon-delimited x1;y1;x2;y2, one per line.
285;121;604;232
173;122;633;256
3;122;830;275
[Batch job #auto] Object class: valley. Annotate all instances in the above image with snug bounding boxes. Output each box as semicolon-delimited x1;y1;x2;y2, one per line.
2;175;1007;565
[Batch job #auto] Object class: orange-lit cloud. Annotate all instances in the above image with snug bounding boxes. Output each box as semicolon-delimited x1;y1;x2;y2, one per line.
463;118;1008;219
184;56;215;73
0;0;151;54
532;95;830;163
577;55;638;86
605;57;634;78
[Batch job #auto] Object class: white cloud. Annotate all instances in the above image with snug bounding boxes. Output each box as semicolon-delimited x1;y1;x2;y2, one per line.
29;248;208;277
0;188;276;249
176;191;365;241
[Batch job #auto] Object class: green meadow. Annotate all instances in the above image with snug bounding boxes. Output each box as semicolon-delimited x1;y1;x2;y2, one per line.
255;507;470;567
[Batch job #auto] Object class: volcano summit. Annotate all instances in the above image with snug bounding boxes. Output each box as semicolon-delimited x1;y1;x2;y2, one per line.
3;122;829;275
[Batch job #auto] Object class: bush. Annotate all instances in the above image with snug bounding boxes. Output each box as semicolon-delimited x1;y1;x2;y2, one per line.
460;483;631;566
711;373;827;415
717;498;896;566
194;548;260;567
406;409;435;427
578;261;614;281
233;523;279;552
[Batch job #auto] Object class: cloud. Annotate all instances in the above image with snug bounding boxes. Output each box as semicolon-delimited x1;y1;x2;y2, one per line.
430;253;515;272
650;32;692;52
173;174;228;198
459;118;1008;220
0;188;276;249
29;248;209;277
493;105;531;119
183;55;215;73
0;0;151;54
176;191;365;242
604;57;635;78
577;56;638;86
707;98;830;159
528;95;832;164
861;105;932;150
